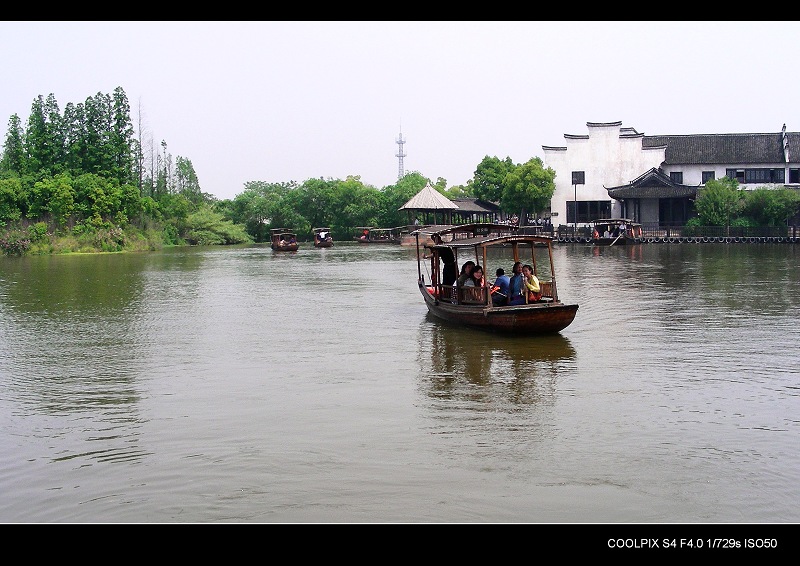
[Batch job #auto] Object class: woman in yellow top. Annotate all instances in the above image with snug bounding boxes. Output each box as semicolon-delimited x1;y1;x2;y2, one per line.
522;264;542;303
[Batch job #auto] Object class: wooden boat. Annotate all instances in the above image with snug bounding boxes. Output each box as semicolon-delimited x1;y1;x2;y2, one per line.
270;228;299;251
353;226;403;244
312;227;334;248
415;223;578;334
589;218;643;246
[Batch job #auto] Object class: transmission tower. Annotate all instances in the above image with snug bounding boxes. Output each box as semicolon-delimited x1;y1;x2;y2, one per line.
396;128;406;180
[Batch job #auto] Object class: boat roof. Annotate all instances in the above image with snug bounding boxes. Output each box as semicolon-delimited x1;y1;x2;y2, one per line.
420;223;553;251
592;218;641;225
365;226;402;232
312;227;331;232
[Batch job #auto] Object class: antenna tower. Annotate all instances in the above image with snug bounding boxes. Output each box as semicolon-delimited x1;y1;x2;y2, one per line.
396;127;406;180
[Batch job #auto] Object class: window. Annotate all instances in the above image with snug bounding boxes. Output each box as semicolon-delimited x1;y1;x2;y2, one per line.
702;171;715;183
571;171;585;185
567;200;610;224
744;168;785;184
727;169;745;183
728;168;785;184
669;172;683;183
790;169;800;184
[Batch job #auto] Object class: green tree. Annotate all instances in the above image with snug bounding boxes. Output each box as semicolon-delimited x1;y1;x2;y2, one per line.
694;177;744;229
24;95;50;175
472;155;514;203
175;156;203;205
0;176;24;224
1;114;26;176
110;86;135;185
741;186;800;227
33;172;75;226
63;101;87;174
501;157;555;224
183;205;254;245
332;176;383;231
296;177;338;230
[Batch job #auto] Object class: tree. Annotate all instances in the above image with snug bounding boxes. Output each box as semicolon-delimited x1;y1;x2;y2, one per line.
175;156;203;205
694;177;744;229
741;186;800;227
0;114;25;176
472;155;514;203
296;177;338;229
24;95;50;175
501;157;555;224
110;86;136;185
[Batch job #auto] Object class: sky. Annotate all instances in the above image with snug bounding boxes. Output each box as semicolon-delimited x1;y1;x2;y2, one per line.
2;21;798;201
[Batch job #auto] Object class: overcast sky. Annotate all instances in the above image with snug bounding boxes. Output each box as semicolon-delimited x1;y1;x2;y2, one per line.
2;21;797;201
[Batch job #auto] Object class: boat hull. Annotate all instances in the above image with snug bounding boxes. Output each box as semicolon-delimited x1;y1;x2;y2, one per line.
419;284;578;334
272;244;299;251
591;237;640;246
314;241;334;248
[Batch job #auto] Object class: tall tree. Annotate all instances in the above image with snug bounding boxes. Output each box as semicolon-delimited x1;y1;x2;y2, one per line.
63;101;87;174
175;156;202;204
24;95;49;175
501;157;555;224
0;114;25;175
694;177;743;229
111;86;135;185
472;155;514;203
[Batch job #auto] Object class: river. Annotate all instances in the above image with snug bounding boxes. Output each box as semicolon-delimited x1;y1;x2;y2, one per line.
0;241;798;524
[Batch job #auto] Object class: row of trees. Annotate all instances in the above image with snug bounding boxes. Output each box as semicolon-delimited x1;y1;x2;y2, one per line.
691;177;800;229
4;86;798;256
0;86;558;255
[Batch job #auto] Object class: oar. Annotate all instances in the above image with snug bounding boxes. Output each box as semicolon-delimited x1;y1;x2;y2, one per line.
609;232;623;246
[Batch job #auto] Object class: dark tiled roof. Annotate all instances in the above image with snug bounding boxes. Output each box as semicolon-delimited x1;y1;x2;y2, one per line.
642;133;786;165
451;198;501;213
606;167;698;199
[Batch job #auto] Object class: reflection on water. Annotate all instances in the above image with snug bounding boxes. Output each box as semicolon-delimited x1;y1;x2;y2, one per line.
418;313;576;406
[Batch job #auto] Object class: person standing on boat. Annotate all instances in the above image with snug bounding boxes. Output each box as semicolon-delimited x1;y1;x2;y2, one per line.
522;264;542;303
508;261;526;305
440;248;458;286
491;268;510;306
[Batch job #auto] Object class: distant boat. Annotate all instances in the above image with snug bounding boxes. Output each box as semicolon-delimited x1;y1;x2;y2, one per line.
312;227;334;248
416;223;578;334
589;218;643;246
270;228;299;251
353;226;403;244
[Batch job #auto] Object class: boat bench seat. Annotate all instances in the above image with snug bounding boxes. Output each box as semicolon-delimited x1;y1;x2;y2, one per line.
460;286;487;304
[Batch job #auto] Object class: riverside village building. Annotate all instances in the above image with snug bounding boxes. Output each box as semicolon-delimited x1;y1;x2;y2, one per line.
541;121;800;228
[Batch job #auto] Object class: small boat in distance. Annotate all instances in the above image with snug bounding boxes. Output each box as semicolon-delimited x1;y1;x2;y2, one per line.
416;223;578;334
353;226;403;244
312;227;334;248
590;218;643;246
270;228;299;251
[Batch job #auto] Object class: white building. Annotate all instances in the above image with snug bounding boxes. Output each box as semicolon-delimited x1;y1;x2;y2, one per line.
542;121;800;227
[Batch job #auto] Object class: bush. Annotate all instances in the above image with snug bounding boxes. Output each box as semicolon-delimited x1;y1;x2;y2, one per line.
0;231;32;256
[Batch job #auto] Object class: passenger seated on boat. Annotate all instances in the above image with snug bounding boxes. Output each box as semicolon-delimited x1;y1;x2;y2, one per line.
455;261;475;287
522;264;542;303
508;261;526;305
469;265;486;288
279;238;286;246
491;268;510;306
603;229;611;238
